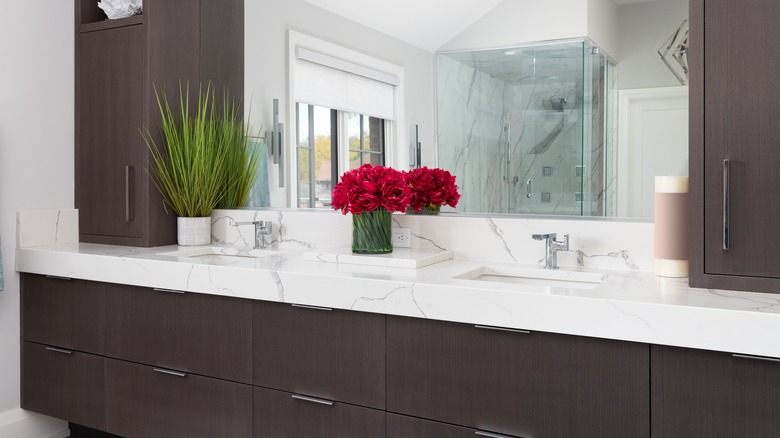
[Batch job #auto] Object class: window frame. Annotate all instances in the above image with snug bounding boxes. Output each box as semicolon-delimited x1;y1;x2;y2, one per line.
287;30;405;208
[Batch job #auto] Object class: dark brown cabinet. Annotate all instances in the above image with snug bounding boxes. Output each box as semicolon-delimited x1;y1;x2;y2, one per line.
387;413;513;438
105;359;252;438
254;387;385;438
651;345;780;438
21;274;105;355
22;342;105;431
690;0;780;292
253;301;386;409
387;316;650;438
74;0;243;247
106;285;252;383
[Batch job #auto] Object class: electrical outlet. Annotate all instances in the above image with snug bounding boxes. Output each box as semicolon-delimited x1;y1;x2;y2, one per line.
391;228;411;248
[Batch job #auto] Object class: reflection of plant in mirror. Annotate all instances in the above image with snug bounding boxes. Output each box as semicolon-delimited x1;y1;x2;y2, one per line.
216;93;260;209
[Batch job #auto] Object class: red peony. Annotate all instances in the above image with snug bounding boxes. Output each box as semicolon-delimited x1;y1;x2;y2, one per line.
332;164;412;215
404;167;462;211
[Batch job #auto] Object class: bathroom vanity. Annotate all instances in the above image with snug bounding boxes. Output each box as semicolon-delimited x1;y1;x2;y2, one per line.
15;215;780;438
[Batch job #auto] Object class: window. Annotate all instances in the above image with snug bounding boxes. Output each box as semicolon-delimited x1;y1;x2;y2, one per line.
296;103;385;208
288;30;404;208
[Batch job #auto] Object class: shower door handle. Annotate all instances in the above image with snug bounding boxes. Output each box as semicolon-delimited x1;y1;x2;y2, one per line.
526;179;532;198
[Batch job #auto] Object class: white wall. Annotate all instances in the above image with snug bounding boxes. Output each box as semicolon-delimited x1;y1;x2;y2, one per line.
0;0;74;436
245;0;436;207
440;0;589;51
617;0;688;89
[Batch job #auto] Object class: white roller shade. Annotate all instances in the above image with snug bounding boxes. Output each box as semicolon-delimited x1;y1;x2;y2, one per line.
294;47;398;120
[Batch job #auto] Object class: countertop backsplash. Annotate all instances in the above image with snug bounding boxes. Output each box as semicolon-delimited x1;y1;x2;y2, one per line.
210;209;654;272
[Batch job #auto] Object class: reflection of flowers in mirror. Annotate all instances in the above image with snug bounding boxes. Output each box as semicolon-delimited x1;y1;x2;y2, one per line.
98;0;142;19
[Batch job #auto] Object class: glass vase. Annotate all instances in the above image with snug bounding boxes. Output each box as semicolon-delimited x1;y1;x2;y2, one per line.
352;207;393;254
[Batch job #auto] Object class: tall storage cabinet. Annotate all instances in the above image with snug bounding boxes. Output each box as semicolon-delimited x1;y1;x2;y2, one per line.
74;0;243;247
689;0;780;292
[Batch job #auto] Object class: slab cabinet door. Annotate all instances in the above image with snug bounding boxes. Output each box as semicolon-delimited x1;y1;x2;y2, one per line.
651;344;780;437
254;387;385;438
386;315;649;438
691;0;780;291
253;301;386;409
105;358;252;438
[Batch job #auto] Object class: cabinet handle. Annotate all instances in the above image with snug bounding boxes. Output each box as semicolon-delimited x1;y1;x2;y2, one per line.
153;368;188;377
45;346;74;355
476;431;516;438
291;303;332;311
475;324;530;334
44;275;72;281
153;288;186;294
125;165;134;222
732;353;780;364
291;394;334;406
723;159;729;250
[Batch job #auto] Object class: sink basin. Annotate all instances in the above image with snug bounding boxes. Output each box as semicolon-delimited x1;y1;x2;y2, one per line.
156;246;287;261
454;266;604;290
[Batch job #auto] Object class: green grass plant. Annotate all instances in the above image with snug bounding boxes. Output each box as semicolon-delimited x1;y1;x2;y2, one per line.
143;82;259;217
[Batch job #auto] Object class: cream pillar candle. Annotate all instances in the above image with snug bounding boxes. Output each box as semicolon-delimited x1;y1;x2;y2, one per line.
654;176;689;277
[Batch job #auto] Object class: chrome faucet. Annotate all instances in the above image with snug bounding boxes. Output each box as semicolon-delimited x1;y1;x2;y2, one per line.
235;221;272;249
532;233;570;269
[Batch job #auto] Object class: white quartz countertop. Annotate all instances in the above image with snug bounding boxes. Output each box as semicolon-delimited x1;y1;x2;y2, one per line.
16;242;780;358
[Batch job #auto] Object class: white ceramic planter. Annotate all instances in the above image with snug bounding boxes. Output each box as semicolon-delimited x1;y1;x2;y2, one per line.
177;217;211;246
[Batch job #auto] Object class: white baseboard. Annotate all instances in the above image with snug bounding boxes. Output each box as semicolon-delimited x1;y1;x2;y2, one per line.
0;408;68;438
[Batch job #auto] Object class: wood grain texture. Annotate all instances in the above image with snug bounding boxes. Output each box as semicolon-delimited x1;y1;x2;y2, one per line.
105;285;253;383
253;301;386;409
387;316;649;438
21;274;105;355
387;413;485;438
22;342;105;431
690;0;780;292
254;386;386;438
651;344;780;437
105;358;252;438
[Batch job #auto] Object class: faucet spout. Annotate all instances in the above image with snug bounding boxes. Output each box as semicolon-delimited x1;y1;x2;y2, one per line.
235;220;273;249
532;233;569;269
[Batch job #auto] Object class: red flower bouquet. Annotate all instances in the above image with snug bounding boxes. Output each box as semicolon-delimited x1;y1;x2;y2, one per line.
332;164;411;214
332;164;411;254
405;167;461;212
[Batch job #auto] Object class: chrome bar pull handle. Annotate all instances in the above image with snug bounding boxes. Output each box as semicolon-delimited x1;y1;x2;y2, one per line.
153;288;186;294
526;179;532;198
45;275;72;281
153;368;188;377
291;303;333;311
732;353;780;364
475;324;530;335
125;165;134;222
291;394;334;406
45;346;74;355
723;159;730;250
475;431;515;438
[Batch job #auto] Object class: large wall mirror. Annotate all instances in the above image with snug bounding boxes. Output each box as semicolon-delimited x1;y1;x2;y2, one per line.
245;0;689;221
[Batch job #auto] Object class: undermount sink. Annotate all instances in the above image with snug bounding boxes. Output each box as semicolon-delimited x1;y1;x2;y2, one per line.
156;246;287;261
454;266;604;290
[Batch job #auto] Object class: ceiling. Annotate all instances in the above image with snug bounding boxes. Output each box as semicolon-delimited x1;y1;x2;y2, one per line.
304;0;663;52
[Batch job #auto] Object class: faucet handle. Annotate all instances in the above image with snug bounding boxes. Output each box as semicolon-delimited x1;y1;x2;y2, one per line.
561;233;569;250
532;233;556;241
258;221;272;234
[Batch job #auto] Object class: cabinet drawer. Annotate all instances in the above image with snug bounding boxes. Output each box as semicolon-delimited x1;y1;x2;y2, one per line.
105;358;252;438
21;274;105;354
652;345;780;437
387;316;649;438
253;301;385;409
106;285;252;383
254;386;385;438
22;342;105;431
387;413;523;438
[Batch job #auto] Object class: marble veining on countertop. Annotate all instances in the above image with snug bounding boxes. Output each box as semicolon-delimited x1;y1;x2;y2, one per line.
15;240;780;360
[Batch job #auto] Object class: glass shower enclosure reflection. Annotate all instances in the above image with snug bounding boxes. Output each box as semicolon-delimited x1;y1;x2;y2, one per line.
437;39;617;216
